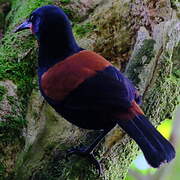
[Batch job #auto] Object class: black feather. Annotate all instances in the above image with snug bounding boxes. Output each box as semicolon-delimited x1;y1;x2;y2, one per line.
117;115;175;167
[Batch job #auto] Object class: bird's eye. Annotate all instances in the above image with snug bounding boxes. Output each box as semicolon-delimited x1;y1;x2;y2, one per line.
29;15;34;22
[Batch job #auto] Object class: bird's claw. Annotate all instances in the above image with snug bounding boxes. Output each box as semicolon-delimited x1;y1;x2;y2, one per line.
66;147;102;176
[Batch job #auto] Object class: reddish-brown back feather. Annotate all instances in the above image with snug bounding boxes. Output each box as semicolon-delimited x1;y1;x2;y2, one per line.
41;50;111;101
115;100;144;121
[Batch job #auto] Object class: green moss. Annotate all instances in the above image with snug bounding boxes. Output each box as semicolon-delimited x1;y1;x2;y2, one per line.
171;0;179;9
0;13;5;30
172;43;180;79
62;156;98;180
136;39;155;64
0;162;5;178
60;7;82;23
7;96;15;104
62;7;74;17
73;23;96;37
0;0;53;142
26;147;98;180
0;114;26;143
143;41;180;125
0;0;54;176
60;0;71;4
0;85;7;102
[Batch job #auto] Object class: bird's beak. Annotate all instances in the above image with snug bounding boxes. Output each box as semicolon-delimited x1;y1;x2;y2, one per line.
14;20;32;33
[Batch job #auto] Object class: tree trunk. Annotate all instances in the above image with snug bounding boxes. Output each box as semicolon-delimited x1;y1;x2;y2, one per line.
0;0;179;179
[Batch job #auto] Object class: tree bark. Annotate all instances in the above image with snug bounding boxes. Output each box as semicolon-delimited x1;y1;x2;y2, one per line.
0;0;179;179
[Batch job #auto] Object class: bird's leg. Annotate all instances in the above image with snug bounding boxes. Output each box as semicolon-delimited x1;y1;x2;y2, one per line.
66;128;112;175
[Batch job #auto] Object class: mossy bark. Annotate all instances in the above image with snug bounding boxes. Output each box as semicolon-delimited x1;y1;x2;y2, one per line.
0;0;179;179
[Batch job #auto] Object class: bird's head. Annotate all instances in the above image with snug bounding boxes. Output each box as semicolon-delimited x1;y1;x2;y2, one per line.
15;5;80;65
14;5;71;41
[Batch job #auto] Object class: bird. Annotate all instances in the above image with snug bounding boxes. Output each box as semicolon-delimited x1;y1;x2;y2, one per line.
15;5;175;174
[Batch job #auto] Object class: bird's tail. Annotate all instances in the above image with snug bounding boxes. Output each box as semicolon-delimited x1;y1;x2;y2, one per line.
116;101;175;168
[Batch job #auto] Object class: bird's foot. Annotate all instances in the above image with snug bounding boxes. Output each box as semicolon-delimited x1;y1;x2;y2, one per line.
66;147;102;176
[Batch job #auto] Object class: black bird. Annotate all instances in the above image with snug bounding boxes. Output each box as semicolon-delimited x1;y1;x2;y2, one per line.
15;5;175;174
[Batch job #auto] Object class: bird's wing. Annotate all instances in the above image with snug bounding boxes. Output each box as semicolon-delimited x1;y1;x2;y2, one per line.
41;50;138;110
41;50;110;101
62;66;135;111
